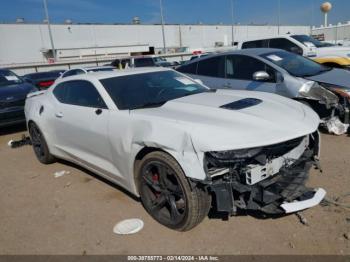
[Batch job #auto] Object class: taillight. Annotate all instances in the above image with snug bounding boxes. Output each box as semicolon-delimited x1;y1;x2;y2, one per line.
38;80;54;88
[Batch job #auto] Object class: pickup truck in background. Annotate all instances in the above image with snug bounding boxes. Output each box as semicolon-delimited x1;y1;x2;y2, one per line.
239;34;350;70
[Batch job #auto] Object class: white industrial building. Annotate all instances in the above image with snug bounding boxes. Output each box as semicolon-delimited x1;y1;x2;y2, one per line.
0;23;311;66
312;22;350;45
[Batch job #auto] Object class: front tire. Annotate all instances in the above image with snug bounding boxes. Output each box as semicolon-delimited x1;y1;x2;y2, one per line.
137;151;211;231
28;122;56;164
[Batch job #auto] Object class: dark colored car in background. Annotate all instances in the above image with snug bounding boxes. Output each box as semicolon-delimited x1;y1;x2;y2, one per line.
0;69;37;127
23;70;64;90
111;56;175;69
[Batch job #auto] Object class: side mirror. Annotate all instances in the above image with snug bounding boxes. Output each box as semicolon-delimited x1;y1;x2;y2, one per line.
252;71;270;81
194;79;204;85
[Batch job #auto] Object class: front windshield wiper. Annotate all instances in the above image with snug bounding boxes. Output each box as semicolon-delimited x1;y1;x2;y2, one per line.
129;101;167;110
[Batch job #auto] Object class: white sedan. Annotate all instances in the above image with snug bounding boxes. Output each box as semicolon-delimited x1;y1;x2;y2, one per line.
25;67;325;231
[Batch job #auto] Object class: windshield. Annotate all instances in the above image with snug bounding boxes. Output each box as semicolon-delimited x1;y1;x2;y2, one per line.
261;50;331;77
100;70;208;110
291;35;335;48
0;70;23;87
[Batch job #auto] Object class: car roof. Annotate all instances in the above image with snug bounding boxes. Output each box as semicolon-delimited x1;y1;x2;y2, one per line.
66;66;114;71
241;35;295;42
183;48;286;63
56;67;172;82
24;70;64;77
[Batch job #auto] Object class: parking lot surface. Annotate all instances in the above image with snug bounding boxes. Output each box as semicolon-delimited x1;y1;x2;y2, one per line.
0;126;349;255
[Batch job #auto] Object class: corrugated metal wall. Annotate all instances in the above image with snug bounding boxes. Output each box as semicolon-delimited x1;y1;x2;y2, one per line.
0;23;310;65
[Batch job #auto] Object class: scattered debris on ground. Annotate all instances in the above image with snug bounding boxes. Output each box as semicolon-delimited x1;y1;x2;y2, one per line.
113;218;144;235
325;116;349;135
321;193;350;210
288;242;295;249
295;212;309;226
7;135;31;148
54;170;70;178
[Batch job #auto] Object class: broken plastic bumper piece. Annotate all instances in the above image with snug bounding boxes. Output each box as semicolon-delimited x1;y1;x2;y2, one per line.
280;188;326;213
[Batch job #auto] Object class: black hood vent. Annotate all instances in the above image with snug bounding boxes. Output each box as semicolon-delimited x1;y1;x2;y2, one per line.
220;98;262;110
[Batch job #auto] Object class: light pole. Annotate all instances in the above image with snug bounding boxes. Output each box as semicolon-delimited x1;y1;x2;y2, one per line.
277;0;281;35
43;0;57;62
159;0;167;54
230;0;234;46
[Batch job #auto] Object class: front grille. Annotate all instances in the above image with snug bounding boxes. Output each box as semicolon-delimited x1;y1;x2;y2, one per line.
205;136;306;168
260;136;304;159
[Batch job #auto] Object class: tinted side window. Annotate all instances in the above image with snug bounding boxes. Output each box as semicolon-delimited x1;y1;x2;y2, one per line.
176;62;198;74
269;38;303;54
53;83;66;102
197;56;225;78
61;80;107;108
226;55;276;82
241;40;265;49
134;58;155;67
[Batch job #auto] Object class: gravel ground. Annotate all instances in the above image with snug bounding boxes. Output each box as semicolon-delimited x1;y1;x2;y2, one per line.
0;125;349;255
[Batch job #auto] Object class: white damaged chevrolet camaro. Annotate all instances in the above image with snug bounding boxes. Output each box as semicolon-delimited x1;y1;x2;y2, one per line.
25;67;326;231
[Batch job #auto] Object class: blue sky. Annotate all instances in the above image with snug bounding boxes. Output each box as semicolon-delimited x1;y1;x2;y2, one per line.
0;0;349;26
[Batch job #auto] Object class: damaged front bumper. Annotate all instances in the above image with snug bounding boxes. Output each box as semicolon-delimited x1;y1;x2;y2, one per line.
280;188;326;213
203;133;325;215
299;82;350;135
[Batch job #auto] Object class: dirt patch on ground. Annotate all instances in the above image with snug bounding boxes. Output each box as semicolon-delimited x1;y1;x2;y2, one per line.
0;127;349;255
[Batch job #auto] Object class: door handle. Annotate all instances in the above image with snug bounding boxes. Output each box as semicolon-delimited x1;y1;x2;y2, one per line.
55;112;63;118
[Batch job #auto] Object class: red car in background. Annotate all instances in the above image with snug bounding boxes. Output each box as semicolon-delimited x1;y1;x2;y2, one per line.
22;70;64;90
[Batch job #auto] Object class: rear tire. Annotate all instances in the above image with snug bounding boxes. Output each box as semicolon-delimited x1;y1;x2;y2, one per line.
28;122;56;164
137;151;211;231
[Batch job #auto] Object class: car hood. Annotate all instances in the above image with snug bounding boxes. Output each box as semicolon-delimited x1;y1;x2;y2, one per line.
0;82;34;101
131;89;319;151
305;68;350;89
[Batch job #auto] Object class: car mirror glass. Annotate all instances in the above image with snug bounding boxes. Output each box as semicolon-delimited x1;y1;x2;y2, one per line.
252;71;270;81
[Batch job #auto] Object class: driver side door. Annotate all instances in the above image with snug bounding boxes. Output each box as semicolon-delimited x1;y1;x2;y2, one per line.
224;54;278;94
51;80;118;178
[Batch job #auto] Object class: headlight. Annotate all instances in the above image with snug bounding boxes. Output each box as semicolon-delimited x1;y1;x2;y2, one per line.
207;147;262;161
299;81;316;95
298;81;339;106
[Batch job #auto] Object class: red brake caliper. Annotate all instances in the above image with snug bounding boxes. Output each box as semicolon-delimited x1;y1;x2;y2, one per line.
152;173;161;197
